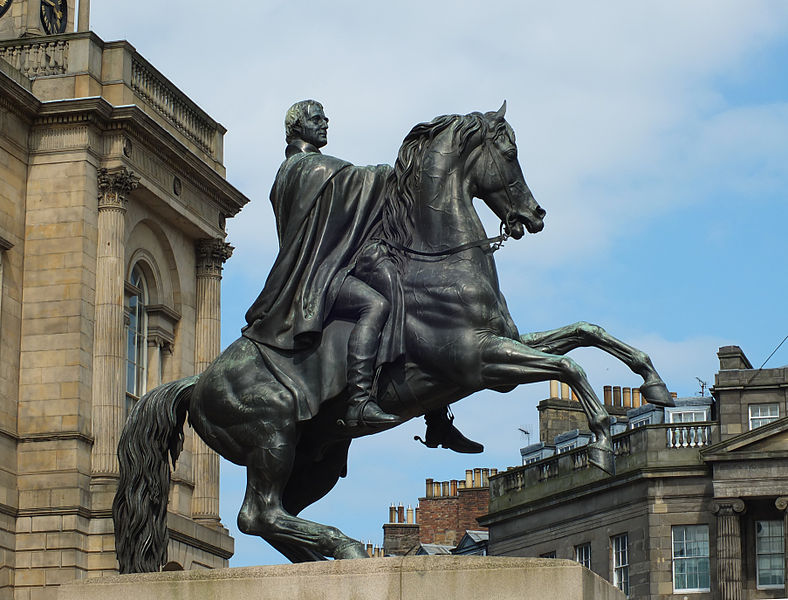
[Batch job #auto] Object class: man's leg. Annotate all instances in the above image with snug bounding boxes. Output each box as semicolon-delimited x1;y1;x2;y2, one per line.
334;275;402;428
355;246;482;450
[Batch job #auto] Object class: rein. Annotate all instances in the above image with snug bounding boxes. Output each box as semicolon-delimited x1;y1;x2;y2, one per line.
381;223;509;258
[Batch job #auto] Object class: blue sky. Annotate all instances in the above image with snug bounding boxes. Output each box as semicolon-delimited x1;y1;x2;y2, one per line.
91;1;788;566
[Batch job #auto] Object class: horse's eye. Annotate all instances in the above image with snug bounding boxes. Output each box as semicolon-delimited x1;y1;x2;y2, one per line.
504;148;517;161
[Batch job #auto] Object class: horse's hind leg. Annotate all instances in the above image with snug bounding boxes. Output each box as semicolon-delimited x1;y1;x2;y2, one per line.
237;430;366;561
519;322;674;406
481;337;614;473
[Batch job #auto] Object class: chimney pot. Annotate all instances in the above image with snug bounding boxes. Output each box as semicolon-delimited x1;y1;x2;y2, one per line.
425;478;434;498
633;388;641;407
397;504;405;523
465;469;473;487
388;504;397;523
450;480;458;496
623;387;631;408
407;505;414;524
549;380;560;399
603;385;612;405
473;468;482;488
491;468;498;477
561;382;571;400
613;386;622;407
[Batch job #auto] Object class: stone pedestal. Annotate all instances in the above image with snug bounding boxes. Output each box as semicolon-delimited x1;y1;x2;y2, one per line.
58;556;625;600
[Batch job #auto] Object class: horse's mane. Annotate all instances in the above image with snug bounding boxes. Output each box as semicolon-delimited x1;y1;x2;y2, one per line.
382;112;490;257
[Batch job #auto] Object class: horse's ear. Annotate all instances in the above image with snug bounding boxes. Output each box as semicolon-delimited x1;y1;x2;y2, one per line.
493;100;507;121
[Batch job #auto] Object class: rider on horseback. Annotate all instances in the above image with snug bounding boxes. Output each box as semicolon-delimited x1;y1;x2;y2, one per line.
243;100;482;452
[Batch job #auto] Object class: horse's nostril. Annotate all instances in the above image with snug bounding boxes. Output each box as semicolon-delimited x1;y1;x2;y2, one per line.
537;207;546;219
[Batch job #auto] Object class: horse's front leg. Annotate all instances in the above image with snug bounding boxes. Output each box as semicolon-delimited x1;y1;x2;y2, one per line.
519;322;674;407
480;336;614;474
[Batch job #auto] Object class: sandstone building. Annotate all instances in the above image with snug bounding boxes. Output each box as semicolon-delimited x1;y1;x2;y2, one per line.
0;2;247;597
481;347;788;599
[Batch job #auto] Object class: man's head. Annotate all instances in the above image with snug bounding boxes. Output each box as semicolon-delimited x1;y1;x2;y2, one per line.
285;100;328;148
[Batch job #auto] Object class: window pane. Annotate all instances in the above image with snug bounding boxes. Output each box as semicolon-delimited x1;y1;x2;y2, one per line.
673;525;710;592
756;520;785;588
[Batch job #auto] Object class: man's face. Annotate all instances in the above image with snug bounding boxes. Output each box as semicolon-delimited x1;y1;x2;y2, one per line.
297;104;329;148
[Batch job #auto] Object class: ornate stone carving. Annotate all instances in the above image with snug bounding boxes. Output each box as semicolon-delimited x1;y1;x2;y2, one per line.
712;498;746;516
776;497;788;512
97;167;139;211
195;238;233;277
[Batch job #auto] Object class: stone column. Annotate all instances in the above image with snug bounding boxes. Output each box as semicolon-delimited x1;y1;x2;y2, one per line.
191;239;233;524
77;0;90;31
91;168;139;477
775;497;788;586
712;498;746;600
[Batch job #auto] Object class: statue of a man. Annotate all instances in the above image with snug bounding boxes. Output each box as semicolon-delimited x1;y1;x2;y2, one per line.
244;100;483;451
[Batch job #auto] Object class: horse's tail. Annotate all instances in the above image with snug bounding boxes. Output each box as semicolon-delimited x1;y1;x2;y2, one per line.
112;375;199;574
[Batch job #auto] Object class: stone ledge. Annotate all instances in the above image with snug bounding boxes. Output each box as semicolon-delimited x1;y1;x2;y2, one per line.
58;555;625;600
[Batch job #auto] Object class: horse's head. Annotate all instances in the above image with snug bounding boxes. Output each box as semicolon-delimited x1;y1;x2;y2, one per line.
471;102;545;239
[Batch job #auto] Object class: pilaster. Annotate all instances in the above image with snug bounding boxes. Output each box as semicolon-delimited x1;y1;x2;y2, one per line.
775;497;788;589
191;238;232;524
90;167;138;479
712;498;746;600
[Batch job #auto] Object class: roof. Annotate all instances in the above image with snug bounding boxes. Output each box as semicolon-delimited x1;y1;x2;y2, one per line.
416;544;454;555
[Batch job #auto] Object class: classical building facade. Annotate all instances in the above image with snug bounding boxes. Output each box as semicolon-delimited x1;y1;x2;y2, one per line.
0;5;247;597
481;346;788;599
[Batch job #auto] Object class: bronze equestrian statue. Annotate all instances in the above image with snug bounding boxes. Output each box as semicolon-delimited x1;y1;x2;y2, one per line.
113;102;674;572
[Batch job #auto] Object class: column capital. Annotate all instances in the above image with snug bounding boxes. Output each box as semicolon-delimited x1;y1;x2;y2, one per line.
97;167;139;211
196;238;234;277
712;498;746;516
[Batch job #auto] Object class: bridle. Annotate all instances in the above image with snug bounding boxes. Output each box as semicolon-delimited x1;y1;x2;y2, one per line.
381;129;520;259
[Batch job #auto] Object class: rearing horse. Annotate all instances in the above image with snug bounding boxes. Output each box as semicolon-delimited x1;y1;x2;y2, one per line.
113;103;673;572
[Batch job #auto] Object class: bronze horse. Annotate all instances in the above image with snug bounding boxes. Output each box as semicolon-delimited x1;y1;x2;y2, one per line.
113;104;673;572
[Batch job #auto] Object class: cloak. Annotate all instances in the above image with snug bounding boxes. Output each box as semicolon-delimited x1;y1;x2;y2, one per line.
242;148;405;421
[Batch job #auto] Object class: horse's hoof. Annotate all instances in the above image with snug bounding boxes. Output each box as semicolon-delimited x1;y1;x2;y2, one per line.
334;541;368;560
640;381;675;407
588;444;615;476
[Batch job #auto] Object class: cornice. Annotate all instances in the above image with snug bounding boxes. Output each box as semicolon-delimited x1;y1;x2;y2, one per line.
0;65;41;121
28;98;248;219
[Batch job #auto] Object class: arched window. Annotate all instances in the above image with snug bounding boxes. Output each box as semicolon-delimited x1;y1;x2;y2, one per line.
126;264;148;404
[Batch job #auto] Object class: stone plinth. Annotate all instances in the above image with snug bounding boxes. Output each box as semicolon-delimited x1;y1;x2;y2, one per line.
58;556;625;600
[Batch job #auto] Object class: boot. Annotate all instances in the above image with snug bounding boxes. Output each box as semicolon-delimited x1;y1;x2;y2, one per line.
421;409;484;453
343;333;402;429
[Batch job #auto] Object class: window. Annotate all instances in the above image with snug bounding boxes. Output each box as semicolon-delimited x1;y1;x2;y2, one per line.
668;409;709;423
540;550;556;558
756;520;785;589
126;264;148;405
672;525;710;592
630;416;651;429
611;533;629;595
749;404;780;430
575;542;591;569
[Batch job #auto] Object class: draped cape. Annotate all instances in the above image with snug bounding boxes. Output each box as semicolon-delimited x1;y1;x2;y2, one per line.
242;151;404;421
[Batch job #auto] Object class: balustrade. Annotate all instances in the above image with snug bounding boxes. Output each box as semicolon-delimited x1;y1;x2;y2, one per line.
0;40;68;77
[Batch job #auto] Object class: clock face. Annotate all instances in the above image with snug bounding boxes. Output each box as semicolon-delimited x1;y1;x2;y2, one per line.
0;0;12;20
40;0;67;35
